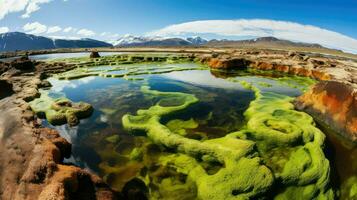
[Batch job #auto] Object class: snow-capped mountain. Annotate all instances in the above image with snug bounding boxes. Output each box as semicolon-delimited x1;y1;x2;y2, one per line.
187;36;208;45
114;35;208;47
0;32;112;52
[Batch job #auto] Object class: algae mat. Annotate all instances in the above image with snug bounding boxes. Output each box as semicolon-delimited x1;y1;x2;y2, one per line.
35;57;356;200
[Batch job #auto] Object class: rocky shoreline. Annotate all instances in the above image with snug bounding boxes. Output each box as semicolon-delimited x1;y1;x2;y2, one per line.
196;50;357;143
0;57;117;200
0;49;356;199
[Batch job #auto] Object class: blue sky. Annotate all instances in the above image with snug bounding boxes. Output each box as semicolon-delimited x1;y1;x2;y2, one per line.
1;0;357;52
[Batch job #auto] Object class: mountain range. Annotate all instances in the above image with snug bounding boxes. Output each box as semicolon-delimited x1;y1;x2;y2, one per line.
113;35;208;47
206;36;324;48
0;32;112;52
0;32;329;52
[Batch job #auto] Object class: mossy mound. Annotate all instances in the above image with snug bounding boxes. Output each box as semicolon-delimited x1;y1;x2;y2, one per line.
56;62;206;80
121;78;334;199
29;91;93;126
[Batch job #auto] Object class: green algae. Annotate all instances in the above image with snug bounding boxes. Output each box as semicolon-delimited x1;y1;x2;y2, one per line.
121;78;333;199
166;118;198;136
50;54;197;71
29;91;93;126
258;81;273;87
56;62;206;81
341;176;357;200
42;56;336;199
106;135;121;143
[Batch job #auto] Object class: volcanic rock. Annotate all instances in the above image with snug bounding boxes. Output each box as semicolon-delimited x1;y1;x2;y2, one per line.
295;81;357;142
208;57;251;70
10;56;34;71
90;51;101;58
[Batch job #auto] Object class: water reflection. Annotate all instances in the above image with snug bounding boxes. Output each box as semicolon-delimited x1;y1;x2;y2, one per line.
39;64;355;199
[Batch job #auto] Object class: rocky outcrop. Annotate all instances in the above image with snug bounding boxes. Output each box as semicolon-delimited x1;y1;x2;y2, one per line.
251;61;331;80
10;56;35;70
208;57;251;70
0;58;116;200
198;51;356;83
295;81;357;142
0;80;14;99
197;50;357;144
90;51;101;58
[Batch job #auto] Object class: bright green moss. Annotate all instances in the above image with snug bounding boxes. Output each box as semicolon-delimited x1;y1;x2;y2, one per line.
129;147;144;161
341;176;357;200
166;118;198;136
29;91;93;126
121;78;333;199
258;81;273;87
56;61;206;80
105;135;120;143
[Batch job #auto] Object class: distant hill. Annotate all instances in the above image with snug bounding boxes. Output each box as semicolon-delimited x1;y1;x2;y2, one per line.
113;35;330;50
0;32;336;53
206;36;325;49
0;32;112;52
114;35;208;47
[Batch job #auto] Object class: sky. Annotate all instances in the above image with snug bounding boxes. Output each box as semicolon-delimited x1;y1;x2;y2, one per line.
1;0;357;53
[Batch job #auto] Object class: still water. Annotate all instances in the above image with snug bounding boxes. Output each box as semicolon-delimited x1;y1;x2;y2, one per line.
39;61;355;199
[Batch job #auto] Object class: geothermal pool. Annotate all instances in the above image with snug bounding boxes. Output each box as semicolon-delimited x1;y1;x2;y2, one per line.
32;55;356;200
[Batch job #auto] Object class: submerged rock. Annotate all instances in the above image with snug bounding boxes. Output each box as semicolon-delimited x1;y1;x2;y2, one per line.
295;81;357;142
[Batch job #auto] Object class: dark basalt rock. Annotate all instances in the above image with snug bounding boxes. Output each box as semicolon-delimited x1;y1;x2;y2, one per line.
10;56;35;71
122;178;148;200
0;80;14;99
90;51;101;58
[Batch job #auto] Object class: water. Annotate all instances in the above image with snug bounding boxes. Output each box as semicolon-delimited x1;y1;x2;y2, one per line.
39;61;356;199
0;52;122;62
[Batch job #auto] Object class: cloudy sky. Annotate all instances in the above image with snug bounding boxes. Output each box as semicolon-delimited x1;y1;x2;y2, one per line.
1;0;357;53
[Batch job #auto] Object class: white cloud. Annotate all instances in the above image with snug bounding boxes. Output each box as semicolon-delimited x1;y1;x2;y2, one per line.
21;0;52;18
49;35;80;40
23;21;47;34
63;26;74;33
101;32;109;36
149;19;357;54
0;0;53;20
77;29;95;37
0;27;10;33
100;32;120;39
0;0;28;20
47;26;61;33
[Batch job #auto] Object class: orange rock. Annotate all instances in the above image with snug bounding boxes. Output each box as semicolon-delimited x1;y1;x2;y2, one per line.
256;62;274;70
312;70;331;81
295;81;357;142
274;64;290;73
208;57;251;69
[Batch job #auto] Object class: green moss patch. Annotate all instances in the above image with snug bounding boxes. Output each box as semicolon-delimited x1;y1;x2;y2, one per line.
121;80;334;199
29;91;93;126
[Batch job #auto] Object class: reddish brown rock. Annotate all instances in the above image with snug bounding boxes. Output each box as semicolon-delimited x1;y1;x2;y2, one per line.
311;70;331;81
208;57;251;70
255;61;275;70
295;81;357;142
274;64;290;73
0;58;117;200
